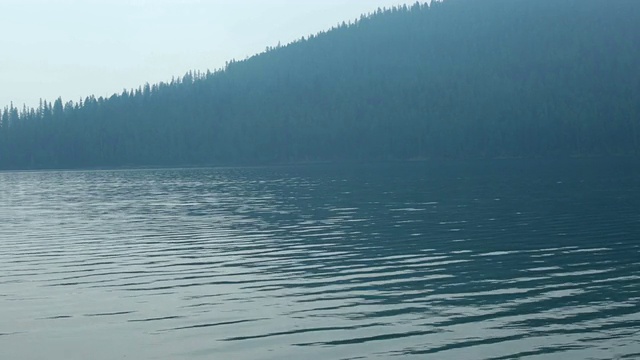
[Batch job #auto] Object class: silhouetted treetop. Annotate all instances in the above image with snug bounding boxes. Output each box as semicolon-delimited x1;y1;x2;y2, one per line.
1;0;639;169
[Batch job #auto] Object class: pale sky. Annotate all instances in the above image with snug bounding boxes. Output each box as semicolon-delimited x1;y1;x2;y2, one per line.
0;0;417;109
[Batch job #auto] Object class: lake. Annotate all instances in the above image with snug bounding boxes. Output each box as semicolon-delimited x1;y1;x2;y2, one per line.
1;160;639;360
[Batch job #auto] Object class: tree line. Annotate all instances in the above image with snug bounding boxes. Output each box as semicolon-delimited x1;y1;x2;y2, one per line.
1;0;639;169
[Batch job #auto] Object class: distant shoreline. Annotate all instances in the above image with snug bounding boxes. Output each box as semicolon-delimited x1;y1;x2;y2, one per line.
1;155;639;173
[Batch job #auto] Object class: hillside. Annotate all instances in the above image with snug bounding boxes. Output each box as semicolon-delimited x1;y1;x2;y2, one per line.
1;0;639;169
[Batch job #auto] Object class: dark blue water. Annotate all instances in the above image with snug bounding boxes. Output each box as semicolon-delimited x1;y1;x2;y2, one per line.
1;160;639;359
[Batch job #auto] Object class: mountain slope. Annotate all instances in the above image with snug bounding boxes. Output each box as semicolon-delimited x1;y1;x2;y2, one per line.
1;0;639;169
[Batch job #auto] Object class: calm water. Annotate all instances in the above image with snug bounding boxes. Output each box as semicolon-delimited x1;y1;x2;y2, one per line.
1;160;639;360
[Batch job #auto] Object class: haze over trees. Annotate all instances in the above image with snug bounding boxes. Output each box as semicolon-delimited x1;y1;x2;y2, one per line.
1;0;639;170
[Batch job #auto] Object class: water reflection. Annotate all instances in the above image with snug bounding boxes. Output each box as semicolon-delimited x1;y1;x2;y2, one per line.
0;160;639;360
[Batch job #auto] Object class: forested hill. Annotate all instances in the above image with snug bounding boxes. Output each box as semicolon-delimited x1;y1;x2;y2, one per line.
1;0;639;169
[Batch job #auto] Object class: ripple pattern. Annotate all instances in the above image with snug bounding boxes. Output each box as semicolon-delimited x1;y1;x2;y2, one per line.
0;162;639;360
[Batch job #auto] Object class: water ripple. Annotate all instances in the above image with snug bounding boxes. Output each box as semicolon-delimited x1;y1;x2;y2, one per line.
1;162;639;359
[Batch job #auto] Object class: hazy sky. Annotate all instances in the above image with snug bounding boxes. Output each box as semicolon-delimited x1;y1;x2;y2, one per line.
1;0;416;109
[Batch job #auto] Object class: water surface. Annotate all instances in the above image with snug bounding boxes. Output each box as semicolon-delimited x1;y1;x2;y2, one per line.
1;160;639;359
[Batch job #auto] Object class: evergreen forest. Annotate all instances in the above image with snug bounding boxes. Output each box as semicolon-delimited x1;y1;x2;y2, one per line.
1;0;639;169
